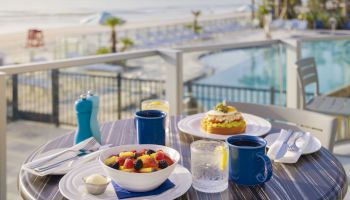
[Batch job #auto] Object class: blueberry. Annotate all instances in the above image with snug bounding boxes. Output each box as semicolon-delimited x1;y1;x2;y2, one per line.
111;162;119;170
145;149;156;155
134;159;143;170
158;160;168;169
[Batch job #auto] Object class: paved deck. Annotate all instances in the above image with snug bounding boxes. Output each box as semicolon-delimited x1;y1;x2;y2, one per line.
6;120;350;199
6;120;73;200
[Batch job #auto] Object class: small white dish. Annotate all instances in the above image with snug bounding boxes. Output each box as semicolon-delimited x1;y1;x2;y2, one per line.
59;161;192;200
178;113;272;140
265;132;322;154
83;175;111;195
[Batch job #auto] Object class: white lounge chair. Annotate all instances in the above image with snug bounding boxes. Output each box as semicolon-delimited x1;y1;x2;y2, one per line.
271;19;285;29
227;102;337;152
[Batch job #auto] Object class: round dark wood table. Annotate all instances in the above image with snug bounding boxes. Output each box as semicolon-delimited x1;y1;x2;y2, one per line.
19;116;348;200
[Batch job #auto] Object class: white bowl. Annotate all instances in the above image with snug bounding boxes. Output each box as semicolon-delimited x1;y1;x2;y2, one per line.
99;144;180;192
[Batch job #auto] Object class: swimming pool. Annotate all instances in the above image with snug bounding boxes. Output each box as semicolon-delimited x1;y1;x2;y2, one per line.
198;40;350;94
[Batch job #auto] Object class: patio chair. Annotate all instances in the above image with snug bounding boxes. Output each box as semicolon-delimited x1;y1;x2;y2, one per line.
296;57;350;122
227;102;337;152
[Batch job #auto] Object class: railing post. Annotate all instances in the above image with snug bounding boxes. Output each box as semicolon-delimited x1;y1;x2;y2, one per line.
0;72;7;200
12;74;18;120
117;73;122;119
51;69;59;126
157;49;183;115
187;81;193;94
286;41;302;109
270;86;275;105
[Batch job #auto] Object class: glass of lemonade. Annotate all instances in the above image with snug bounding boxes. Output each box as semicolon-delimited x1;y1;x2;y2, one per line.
141;99;170;131
191;140;228;193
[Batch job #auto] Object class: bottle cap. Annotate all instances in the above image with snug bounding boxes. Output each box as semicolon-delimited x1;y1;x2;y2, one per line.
80;94;87;100
87;91;94;96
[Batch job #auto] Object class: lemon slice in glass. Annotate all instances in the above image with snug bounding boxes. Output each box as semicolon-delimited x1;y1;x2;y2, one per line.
149;101;162;106
215;146;228;171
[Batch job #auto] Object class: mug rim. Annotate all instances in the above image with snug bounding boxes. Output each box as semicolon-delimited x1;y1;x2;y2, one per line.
226;135;266;149
134;110;167;119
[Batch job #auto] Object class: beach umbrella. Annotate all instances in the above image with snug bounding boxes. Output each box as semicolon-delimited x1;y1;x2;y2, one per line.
80;11;116;25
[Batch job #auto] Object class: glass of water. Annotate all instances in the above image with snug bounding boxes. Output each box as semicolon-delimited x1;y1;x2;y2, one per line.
191;140;228;193
141;99;170;131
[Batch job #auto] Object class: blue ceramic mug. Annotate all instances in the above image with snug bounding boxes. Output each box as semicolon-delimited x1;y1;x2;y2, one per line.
134;110;166;145
226;135;273;185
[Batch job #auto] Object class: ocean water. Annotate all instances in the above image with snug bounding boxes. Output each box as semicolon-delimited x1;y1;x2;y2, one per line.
0;0;248;34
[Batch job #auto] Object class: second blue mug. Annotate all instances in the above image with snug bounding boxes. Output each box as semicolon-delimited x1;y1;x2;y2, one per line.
226;135;273;186
134;110;166;145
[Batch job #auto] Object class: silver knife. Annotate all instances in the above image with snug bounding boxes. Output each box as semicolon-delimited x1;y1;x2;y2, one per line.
274;129;294;160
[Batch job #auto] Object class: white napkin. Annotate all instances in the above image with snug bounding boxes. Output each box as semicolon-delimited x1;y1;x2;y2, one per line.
22;137;102;176
272;132;311;164
267;129;291;160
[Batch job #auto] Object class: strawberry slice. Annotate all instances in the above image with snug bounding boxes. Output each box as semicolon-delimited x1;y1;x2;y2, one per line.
163;155;174;166
155;152;165;161
124;158;134;169
116;157;125;166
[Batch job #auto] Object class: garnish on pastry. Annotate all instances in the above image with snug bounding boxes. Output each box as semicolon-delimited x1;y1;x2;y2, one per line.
201;102;246;135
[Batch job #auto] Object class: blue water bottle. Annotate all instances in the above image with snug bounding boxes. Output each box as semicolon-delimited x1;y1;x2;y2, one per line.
87;91;101;144
74;94;93;144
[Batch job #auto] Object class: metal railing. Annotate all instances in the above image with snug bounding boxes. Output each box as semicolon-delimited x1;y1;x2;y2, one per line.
7;72;290;126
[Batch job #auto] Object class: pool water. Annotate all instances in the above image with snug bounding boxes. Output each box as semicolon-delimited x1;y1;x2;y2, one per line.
199;40;350;94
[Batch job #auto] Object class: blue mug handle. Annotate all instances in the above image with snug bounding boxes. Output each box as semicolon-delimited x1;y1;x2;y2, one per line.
256;154;273;183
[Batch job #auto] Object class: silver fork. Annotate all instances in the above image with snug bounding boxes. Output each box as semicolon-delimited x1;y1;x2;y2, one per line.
30;139;97;169
288;132;305;152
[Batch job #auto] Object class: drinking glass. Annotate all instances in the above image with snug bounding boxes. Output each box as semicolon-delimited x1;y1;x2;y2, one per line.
141;99;169;131
191;140;228;193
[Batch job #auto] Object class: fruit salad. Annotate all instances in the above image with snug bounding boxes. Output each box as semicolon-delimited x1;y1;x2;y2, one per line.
104;149;174;173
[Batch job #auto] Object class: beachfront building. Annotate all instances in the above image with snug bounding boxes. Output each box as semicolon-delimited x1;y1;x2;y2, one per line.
1;0;350;199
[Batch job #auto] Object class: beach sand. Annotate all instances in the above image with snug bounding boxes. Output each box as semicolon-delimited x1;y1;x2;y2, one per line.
0;12;250;63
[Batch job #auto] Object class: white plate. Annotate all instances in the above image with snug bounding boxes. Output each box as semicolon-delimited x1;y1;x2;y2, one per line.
33;148;99;175
59;162;192;200
265;132;322;154
178;113;272;140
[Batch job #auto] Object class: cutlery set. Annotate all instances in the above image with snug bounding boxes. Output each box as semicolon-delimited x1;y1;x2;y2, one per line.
267;129;311;164
275;130;305;159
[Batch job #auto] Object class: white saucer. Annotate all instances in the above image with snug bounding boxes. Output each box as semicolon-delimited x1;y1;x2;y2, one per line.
178;113;272;140
59;162;192;200
265;132;322;154
33;148;99;175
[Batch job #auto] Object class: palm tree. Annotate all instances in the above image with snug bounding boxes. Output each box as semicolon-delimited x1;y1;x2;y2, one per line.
185;10;202;34
252;0;256;20
104;17;125;53
120;38;134;52
191;10;202;34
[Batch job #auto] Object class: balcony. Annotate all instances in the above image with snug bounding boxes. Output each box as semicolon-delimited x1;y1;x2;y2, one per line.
2;30;350;199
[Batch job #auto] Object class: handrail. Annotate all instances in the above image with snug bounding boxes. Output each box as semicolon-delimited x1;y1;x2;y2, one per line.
178;40;280;52
298;33;350;42
0;49;158;75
